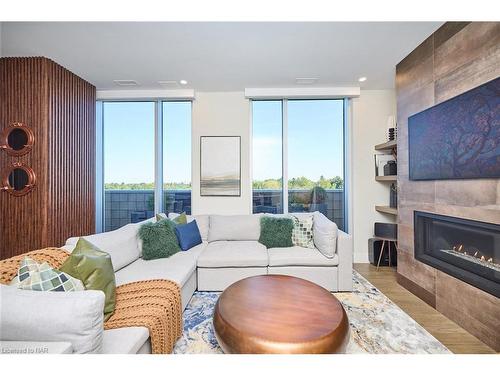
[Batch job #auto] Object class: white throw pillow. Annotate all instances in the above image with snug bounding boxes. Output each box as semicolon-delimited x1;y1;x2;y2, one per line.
0;285;105;353
313;211;338;258
169;213;210;241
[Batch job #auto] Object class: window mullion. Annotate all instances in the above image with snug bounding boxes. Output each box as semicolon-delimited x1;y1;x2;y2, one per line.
154;100;163;214
282;99;288;215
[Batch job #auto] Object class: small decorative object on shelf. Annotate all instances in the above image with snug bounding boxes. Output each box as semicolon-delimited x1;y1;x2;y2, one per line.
374;154;395;176
389;183;398;208
386;115;397;141
383;160;397;176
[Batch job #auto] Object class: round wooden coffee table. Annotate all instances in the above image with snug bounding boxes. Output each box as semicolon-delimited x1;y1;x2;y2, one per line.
213;275;350;354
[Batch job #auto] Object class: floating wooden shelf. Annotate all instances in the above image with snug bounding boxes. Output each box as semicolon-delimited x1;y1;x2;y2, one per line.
375;205;398;216
374;139;397;151
375;175;397;181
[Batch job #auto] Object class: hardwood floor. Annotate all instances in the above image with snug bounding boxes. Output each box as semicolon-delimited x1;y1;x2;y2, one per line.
354;263;496;354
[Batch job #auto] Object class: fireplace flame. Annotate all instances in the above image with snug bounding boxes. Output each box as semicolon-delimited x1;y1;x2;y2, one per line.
451;244;495;266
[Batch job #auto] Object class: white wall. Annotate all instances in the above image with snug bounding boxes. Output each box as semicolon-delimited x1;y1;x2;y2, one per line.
191;91;251;215
351;89;397;263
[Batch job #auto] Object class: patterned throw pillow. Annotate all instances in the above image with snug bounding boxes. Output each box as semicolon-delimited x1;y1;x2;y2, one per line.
290;214;315;249
10;257;85;292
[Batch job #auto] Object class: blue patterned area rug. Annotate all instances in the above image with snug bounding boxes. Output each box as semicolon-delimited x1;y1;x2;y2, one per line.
173;272;450;354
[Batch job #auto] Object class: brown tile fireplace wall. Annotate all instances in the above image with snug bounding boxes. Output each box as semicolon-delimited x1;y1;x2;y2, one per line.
396;22;500;351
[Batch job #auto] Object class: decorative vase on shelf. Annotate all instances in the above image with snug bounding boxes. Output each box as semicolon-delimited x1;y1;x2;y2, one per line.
383;160;397;176
386;115;397;141
390;183;398;208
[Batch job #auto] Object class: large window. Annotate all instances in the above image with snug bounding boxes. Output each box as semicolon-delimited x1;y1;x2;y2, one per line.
252;99;346;230
162;101;192;214
101;100;192;232
103;102;155;231
252;101;283;214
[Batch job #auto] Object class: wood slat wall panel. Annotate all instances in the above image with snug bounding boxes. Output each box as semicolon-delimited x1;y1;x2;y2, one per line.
0;57;95;259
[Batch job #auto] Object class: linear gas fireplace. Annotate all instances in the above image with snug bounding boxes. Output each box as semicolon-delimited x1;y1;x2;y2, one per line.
414;211;500;298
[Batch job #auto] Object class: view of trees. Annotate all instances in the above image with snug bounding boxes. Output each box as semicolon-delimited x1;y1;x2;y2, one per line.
253;176;343;190
105;182;191;190
105;176;343;190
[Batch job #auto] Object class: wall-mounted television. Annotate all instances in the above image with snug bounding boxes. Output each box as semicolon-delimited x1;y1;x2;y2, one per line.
408;77;500;181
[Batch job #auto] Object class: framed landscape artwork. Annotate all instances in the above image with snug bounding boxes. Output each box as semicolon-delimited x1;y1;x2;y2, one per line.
408;77;500;180
200;136;241;196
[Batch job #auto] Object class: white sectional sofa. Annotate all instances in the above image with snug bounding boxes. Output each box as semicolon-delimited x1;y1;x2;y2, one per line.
0;212;352;354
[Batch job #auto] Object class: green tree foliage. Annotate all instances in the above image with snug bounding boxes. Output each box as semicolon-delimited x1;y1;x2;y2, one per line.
104;177;343;191
105;182;191;190
253;176;343;190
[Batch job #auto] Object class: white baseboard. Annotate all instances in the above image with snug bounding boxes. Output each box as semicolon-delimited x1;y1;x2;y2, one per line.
353;252;369;263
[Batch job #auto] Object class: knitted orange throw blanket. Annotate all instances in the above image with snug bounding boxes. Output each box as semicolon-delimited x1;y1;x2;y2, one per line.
0;248;182;354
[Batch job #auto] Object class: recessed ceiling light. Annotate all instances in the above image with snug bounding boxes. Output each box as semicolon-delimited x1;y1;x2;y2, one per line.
113;79;139;86
295;78;318;85
358;77;367;82
179;80;188;85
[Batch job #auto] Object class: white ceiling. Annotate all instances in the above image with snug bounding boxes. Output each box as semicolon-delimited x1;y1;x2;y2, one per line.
1;22;442;91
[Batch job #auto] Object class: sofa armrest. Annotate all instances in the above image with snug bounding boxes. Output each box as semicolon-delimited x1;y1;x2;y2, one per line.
337;230;353;291
0;340;73;354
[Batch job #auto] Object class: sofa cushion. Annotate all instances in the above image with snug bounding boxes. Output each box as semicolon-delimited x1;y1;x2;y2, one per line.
139;219;181;260
65;223;141;272
169;213;210;241
290;214;315;249
60;238;117;321
175;221;202;251
208;214;262;242
197;241;268;267
259;216;294;248
10;257;84;292
102;327;149;354
313;211;338;258
268;246;339;267
0;285;105;354
114;242;206;287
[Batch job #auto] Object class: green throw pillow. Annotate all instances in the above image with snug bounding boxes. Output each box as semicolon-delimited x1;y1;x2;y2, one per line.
259;216;294;248
155;212;187;225
139;219;181;260
173;212;188;225
60;238;116;321
10;257;85;292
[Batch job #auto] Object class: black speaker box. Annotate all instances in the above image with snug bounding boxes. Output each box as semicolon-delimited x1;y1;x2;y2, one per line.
368;238;398;266
374;222;397;239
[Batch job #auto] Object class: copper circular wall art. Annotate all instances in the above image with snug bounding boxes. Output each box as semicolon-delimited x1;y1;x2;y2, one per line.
0;122;35;156
1;163;36;196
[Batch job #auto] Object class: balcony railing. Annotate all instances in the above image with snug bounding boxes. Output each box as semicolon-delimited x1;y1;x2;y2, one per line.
104;190;191;232
104;189;344;232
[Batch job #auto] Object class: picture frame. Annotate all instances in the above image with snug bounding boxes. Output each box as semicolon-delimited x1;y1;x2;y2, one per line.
408;77;500;180
200;136;241;197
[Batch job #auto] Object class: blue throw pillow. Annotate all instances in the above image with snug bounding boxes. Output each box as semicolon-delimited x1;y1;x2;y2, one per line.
174;220;202;251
